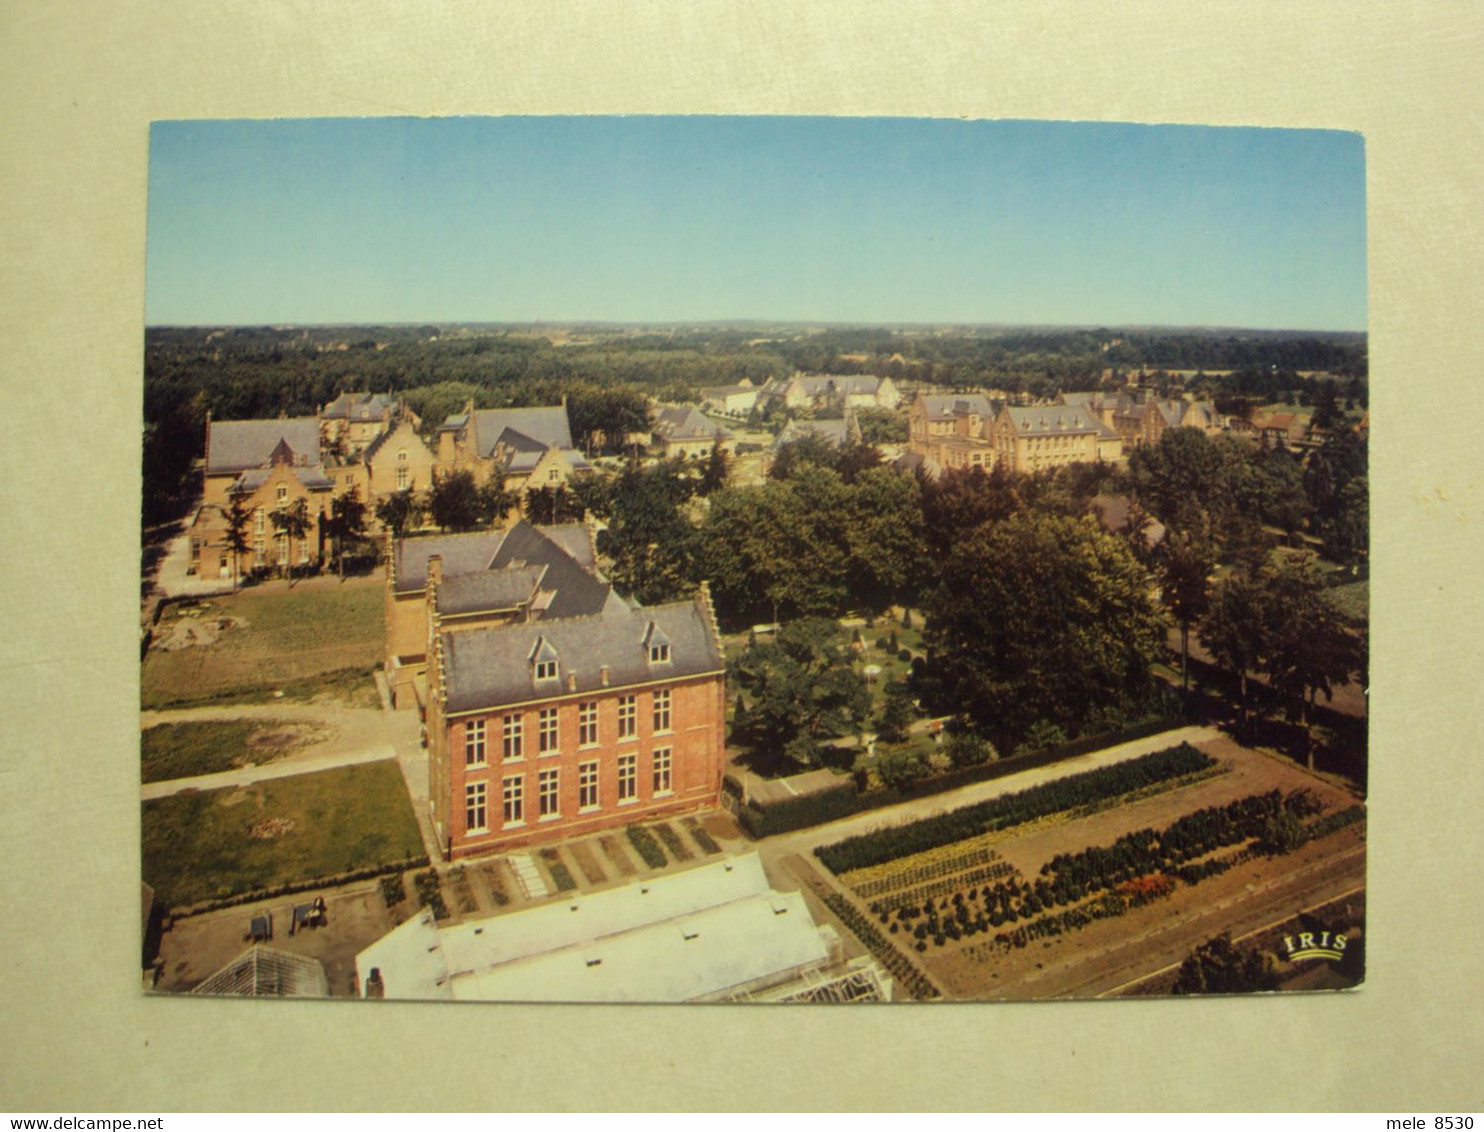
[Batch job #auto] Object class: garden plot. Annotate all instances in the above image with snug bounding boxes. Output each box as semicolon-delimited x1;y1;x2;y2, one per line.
817;737;1364;1000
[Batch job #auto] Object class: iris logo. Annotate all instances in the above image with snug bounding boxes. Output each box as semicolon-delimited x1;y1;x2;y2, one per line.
1281;930;1347;962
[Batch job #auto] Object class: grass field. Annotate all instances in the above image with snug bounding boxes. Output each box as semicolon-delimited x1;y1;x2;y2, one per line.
141;761;423;908
141;577;383;709
1326;579;1369;625
140;718;323;784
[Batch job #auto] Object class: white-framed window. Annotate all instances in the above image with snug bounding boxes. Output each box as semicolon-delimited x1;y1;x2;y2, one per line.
548;468;561;482
617;695;637;740
653;688;672;733
502;776;524;825
538;707;559;754
299;541;310;564
502;714;524;760
617;753;638;803
579;760;600;811
397;448;408;463
538;768;560;819
254;510;265;535
465;781;488;833
536;658;559;681
396;466;409;489
464;719;486;766
276;485;288;503
578;701;599;747
652;747;673;795
649;643;670;663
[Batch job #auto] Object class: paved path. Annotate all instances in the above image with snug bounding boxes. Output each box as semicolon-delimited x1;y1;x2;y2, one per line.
141;743;399;800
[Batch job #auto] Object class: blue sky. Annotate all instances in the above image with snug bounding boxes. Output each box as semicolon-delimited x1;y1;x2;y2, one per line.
146;117;1366;330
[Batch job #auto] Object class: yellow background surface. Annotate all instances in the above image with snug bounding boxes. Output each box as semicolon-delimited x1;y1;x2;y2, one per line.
2;0;1480;1112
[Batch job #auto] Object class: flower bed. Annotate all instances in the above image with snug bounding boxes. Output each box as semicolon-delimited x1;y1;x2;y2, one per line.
848;844;1003;898
625;824;668;870
684;817;723;856
414;868;449;920
654;823;695;862
816;743;1215;874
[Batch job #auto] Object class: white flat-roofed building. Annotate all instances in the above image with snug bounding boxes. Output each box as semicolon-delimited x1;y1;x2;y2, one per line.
356;852;891;1003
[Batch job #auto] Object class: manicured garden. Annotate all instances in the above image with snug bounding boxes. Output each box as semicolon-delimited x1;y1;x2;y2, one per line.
141;578;384;709
141;760;424;908
140;718;321;783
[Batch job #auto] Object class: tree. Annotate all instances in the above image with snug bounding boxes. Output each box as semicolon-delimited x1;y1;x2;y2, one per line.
523;484;582;525
327;485;368;578
917;513;1168;754
598;459;702;605
269;496;313;585
1157;530;1217;692
875;680;916;743
1198;572;1270;742
428;469;484;532
698;442;730;496
1171;934;1279;995
877;750;930;791
1260;555;1364;767
222;493;253;590
727;618;871;770
374;488;422;539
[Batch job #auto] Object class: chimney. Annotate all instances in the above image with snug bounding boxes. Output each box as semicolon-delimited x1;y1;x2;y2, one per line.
567;672;578;693
364;967;385;999
600;665;610;687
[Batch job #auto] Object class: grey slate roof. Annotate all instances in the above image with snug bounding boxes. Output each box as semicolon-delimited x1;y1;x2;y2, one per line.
774;418;850;449
653;405;728;443
1001;404;1102;436
323;391;397;420
206;418;322;474
488;522;610;620
790;375;882;397
393;531;506;593
393;523;607;620
437;567;545;616
441;592;723;713
232;465;334;494
918;394;998;420
468;406;575;456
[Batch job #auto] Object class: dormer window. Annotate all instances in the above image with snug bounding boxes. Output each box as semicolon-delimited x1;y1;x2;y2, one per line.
643;622;671;665
530;636;560;682
276;485;288;503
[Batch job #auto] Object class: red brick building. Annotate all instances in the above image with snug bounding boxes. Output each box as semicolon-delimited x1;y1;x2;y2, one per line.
416;529;727;860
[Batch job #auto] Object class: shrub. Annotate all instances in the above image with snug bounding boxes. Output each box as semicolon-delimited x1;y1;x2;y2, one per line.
945;730;995;769
414;869;449;920
654;823;695;862
380;873;405;908
625;825;668;869
877;750;930;792
897;648;912;663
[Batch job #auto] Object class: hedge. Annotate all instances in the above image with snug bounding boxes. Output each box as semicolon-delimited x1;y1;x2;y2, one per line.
172;855;430;918
737;714;1183;840
816;743;1213;874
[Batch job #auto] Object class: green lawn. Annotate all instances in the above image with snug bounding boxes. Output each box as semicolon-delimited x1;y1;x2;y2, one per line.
140;718;321;784
141;761;423;908
142;578;383;709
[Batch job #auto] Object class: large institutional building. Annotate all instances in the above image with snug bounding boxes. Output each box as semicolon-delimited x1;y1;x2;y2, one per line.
386;520;727;860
